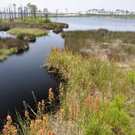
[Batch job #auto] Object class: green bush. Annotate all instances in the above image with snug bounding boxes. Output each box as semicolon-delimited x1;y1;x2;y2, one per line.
83;96;135;135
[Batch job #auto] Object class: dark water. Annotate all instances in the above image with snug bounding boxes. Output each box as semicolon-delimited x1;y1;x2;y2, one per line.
0;16;135;122
0;32;64;121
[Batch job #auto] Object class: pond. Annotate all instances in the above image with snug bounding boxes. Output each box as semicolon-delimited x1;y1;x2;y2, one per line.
0;16;135;123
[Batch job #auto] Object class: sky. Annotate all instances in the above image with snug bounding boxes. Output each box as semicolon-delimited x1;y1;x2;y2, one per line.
0;0;135;12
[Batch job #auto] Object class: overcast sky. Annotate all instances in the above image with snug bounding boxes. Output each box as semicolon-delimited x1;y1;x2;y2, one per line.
0;0;135;12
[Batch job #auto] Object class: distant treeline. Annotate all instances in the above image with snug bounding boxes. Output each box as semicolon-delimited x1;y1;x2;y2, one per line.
0;3;49;20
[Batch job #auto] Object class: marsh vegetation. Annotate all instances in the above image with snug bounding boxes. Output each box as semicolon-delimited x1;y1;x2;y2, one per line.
2;29;135;134
2;48;134;135
0;38;28;61
47;49;135;135
0;16;67;61
62;30;135;66
8;28;48;42
0;16;135;135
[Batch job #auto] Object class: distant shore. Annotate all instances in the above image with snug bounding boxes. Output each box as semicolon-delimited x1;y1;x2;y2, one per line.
49;14;135;19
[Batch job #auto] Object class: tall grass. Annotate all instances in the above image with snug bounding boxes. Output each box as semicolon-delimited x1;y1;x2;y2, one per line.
47;49;135;135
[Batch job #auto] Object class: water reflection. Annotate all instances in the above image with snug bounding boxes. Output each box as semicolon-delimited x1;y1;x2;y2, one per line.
0;32;64;121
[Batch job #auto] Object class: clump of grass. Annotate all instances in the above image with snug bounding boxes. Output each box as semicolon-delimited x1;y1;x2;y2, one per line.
8;28;47;37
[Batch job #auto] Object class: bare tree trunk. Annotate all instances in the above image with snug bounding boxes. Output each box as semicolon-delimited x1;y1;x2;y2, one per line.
0;10;2;20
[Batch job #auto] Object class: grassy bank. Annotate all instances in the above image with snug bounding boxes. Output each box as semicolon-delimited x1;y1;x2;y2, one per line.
2;49;135;135
62;30;135;65
47;49;135;135
0;38;28;61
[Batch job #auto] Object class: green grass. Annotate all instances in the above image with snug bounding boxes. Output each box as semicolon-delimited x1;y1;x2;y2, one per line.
47;49;135;135
0;48;17;61
8;28;47;37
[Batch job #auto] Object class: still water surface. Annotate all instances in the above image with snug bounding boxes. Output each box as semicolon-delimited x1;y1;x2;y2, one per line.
0;32;64;120
52;16;135;31
0;16;135;121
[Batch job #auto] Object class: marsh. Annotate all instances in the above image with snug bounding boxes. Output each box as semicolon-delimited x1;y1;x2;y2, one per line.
0;16;135;122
